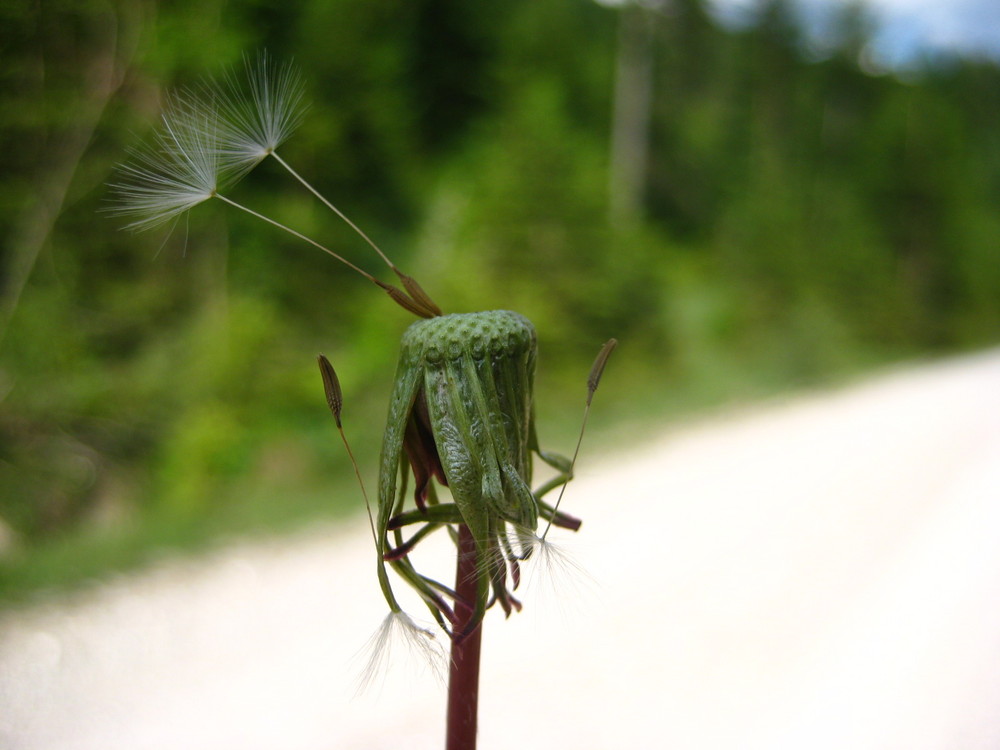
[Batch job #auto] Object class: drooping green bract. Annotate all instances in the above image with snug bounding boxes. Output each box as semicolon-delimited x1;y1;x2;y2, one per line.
375;310;572;638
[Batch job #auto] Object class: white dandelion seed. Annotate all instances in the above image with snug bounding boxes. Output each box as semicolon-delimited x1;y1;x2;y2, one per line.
355;610;446;695
107;94;223;231
211;52;411;283
524;533;593;595
107;53;437;314
215;50;307;179
107;78;373;278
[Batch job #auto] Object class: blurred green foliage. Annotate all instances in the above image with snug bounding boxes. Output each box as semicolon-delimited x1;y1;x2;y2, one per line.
2;0;999;598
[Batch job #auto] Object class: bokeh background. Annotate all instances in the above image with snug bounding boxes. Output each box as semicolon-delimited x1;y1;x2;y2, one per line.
2;0;999;601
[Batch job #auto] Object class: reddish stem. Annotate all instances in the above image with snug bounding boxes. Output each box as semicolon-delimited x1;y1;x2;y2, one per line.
446;524;483;750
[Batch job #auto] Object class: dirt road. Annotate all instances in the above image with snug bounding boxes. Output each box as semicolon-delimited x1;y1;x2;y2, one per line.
2;351;999;749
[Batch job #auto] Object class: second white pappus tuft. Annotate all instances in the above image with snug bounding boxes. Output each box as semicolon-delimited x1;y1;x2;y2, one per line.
215;50;307;178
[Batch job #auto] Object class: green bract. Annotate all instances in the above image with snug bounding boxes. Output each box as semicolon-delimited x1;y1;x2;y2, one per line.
375;311;577;639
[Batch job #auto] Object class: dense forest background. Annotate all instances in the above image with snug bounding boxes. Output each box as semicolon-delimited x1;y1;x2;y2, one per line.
2;0;998;598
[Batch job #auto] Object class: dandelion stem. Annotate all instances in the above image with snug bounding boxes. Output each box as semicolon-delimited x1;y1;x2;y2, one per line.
540;405;590;542
541;338;616;541
269;151;397;272
212;193;379;284
317;355;379;547
446;524;483;750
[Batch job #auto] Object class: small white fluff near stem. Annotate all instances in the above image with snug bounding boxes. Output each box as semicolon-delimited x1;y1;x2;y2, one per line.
520;532;595;616
355;610;446;695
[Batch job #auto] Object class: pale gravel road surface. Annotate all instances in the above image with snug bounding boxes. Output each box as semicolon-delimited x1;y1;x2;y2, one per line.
2;351;999;749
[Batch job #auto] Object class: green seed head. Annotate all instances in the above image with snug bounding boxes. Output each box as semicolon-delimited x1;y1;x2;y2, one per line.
394;311;539;532
400;310;536;365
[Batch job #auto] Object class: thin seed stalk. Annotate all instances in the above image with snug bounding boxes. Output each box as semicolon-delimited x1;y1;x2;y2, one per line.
446;524;483;750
